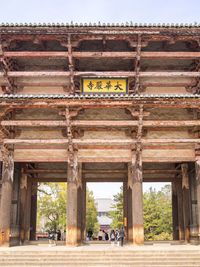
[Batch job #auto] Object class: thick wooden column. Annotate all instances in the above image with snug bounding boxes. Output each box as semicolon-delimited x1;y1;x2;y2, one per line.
81;180;86;241
132;104;144;245
77;163;82;243
172;181;179;240
176;178;185;240
0;147;14;246
127;163;133;243
123;181;128;241
30;179;37;240
195;160;200;235
132;161;144;245
24;177;32;241
66;152;79;246
19;164;29;244
181;163;191;242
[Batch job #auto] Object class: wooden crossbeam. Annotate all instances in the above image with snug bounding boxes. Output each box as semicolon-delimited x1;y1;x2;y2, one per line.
1;71;200;78
2;120;200;127
4;51;200;59
3;138;200;145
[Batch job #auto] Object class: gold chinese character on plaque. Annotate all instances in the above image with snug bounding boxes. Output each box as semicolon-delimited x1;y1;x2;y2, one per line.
81;78;128;93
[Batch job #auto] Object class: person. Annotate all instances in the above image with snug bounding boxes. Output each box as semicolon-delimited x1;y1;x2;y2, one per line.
61;230;66;241
115;230;120;246
57;229;61;241
110;229;115;246
119;227;125;247
105;231;109;241
102;230;106;241
98;229;103;240
88;229;93;240
48;230;56;247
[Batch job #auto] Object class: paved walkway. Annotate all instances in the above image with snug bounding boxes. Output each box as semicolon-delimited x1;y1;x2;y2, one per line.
0;243;200;252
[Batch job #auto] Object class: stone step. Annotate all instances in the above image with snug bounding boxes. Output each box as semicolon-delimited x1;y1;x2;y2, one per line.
0;254;200;261
1;261;200;266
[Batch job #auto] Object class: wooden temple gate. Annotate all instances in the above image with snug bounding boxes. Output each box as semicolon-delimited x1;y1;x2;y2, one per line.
0;23;200;246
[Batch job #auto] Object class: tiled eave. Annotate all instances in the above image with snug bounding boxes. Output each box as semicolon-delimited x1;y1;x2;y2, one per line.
0;22;200;28
0;94;199;100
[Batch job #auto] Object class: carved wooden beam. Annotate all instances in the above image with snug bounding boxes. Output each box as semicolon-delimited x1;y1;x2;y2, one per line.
3;138;200;145
4;51;200;59
2;119;200;127
2;71;200;78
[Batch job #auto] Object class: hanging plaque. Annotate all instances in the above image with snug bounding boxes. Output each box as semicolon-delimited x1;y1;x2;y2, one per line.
81;78;128;94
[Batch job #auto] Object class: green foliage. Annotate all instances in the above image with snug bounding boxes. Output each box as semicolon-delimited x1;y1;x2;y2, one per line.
143;185;172;240
37;184;99;237
37;183;67;232
108;185;123;230
86;189;99;236
108;184;172;241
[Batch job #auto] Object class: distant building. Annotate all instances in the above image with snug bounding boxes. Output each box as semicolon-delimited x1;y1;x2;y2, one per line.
95;198;114;232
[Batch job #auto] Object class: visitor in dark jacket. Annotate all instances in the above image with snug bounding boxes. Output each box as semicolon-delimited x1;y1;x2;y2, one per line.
119;227;125;246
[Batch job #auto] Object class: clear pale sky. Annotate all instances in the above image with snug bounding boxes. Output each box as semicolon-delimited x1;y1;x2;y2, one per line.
0;0;193;198
0;0;200;24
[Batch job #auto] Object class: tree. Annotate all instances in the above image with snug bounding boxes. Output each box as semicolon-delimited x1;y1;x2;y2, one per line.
109;184;172;240
37;182;67;232
143;185;172;240
86;189;99;236
37;184;99;237
108;185;123;230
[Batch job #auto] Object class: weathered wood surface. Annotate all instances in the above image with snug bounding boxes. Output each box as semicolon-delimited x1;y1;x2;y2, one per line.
0;147;14;246
181;163;190;242
195;160;200;235
3;138;200;145
176;178;185;240
172;181;179;240
4;51;200;59
2;71;200;78
66;160;79;246
2;120;200;127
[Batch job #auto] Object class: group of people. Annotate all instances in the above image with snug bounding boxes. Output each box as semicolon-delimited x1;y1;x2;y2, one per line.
47;229;66;246
93;227;125;246
98;230;109;241
110;228;125;246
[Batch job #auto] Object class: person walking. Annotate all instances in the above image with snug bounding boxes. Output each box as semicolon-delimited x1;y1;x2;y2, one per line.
110;229;115;246
119;227;125;247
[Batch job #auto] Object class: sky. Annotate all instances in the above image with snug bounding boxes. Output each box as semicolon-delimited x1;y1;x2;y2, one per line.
0;0;191;198
0;0;200;24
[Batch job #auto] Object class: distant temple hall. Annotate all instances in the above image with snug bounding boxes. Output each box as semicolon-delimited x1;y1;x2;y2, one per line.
0;22;200;246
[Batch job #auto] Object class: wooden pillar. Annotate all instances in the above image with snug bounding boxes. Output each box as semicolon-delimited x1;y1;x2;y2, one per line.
172;181;179;240
0;147;14;246
81;180;86;242
127;163;133;243
132;160;144;245
176;178;185;240
123;181;128;241
66;152;79;246
0;163;2;212
195;160;200;235
30;179;37;240
181;163;191;242
19;164;29;244
24;177;32;241
77;163;82;243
